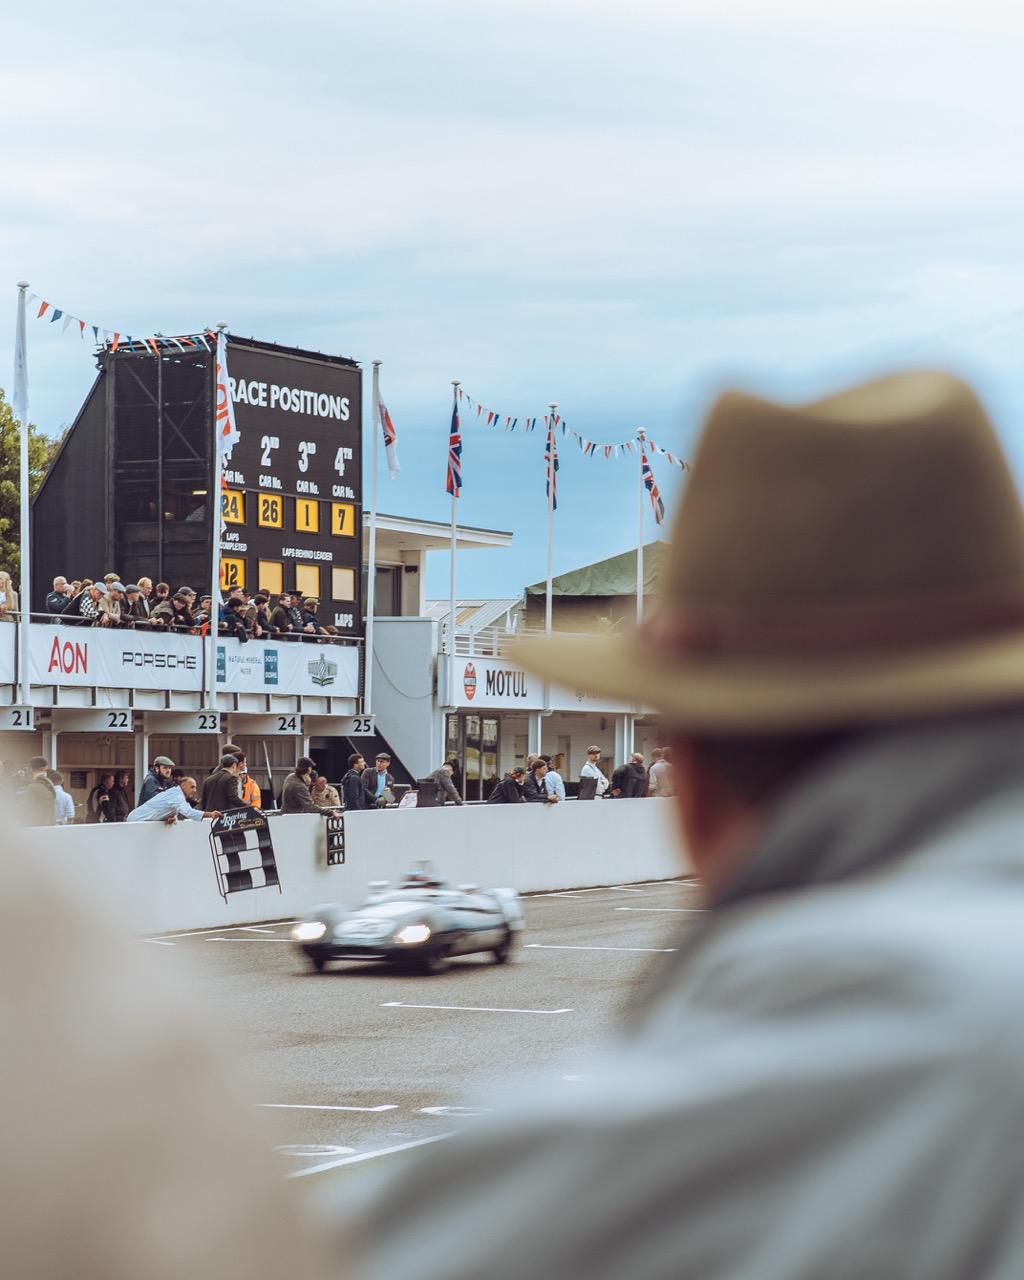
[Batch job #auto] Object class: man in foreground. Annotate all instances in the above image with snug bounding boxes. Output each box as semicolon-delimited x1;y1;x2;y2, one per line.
350;370;1024;1278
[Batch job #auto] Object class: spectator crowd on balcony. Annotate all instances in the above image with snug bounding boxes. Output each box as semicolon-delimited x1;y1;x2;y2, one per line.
37;574;337;641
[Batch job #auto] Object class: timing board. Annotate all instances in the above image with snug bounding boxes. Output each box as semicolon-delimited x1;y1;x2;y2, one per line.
220;340;363;639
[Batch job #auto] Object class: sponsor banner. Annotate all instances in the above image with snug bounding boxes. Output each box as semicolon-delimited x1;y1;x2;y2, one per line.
547;677;636;716
216;640;359;697
441;655;634;713
30;626;203;691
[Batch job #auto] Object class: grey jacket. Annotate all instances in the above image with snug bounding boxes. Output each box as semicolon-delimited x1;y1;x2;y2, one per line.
429;767;462;805
349;709;1024;1280
280;772;318;814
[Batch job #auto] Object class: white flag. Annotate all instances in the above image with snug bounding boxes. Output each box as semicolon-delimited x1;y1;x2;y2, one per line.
215;330;240;461
379;396;400;480
13;289;28;428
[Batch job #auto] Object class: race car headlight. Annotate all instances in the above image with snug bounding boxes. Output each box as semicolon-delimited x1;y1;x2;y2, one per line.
291;921;328;942
395;923;432;945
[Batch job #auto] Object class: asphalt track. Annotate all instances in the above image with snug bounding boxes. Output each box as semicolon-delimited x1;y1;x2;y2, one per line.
143;877;704;1194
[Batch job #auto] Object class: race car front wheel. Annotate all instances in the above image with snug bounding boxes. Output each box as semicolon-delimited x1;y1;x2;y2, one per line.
492;930;516;964
417;944;452;974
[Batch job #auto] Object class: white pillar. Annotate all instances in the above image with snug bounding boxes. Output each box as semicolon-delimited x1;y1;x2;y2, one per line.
528;711;544;756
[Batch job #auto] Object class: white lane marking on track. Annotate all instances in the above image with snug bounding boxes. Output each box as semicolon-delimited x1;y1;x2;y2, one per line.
207;937;293;942
614;907;706;913
277;1143;355;1157
260;1103;399;1113
525;943;678;953
528;881;693;899
382;1001;573;1014
141;939;176;945
242;926;278;933
287;1132;456;1178
140;920;300;942
418;1105;492;1116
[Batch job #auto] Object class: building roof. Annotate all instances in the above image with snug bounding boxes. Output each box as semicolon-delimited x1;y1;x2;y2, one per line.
424;598;523;631
524;541;670;598
363;513;513;557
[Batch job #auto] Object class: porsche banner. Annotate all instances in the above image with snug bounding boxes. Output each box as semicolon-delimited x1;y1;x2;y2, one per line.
29;626;203;692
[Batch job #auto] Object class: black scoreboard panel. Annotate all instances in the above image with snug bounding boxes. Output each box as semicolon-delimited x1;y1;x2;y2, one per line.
219;342;363;636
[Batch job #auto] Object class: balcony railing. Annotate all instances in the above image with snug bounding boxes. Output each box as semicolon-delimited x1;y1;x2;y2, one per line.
441;622;559;660
0;614;361;702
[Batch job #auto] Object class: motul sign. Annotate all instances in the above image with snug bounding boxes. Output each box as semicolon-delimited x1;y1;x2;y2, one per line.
463;662;477;701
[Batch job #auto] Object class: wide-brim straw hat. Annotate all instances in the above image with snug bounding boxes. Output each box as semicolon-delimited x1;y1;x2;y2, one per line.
515;371;1024;733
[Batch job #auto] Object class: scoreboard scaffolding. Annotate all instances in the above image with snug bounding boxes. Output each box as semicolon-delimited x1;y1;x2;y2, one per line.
31;333;363;640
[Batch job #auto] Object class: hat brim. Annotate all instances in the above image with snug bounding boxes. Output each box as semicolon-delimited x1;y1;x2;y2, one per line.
512;629;1024;734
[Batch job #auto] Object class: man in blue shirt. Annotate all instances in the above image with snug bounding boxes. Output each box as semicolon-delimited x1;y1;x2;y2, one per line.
127;777;222;825
361;753;395;808
539;754;566;801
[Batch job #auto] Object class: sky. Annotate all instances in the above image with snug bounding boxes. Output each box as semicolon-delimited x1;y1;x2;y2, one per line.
4;0;1024;598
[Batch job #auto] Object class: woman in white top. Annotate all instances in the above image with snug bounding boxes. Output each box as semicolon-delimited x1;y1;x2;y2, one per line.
0;570;19;621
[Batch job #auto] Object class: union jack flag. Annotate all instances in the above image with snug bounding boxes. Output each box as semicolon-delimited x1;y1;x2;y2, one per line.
446;392;462;496
545;423;559;511
642;447;665;525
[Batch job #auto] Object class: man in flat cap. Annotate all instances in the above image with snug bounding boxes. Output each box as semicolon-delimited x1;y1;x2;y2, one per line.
200;754;243;813
137;755;175;807
349;371;1024;1278
362;752;395;809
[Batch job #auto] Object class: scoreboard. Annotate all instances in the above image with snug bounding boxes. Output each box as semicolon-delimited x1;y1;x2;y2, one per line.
218;340;363;637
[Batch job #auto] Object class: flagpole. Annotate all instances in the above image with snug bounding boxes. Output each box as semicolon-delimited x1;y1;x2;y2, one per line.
365;360;381;716
447;381;460;710
15;282;30;711
545;402;556;637
636;429;645;626
207;322;228;715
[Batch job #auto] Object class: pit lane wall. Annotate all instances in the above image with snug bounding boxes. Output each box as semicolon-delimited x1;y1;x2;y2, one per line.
20;801;687;936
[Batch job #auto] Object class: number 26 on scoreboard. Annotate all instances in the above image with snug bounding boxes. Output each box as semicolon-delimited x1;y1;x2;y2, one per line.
258;495;283;528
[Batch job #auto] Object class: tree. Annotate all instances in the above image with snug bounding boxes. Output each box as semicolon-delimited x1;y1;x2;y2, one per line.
0;387;65;590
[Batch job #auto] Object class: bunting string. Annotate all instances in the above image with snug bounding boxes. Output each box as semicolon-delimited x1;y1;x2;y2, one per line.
25;292;216;355
456;386;692;471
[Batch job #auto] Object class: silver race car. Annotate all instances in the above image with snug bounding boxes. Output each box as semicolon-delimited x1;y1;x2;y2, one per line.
291;863;525;974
